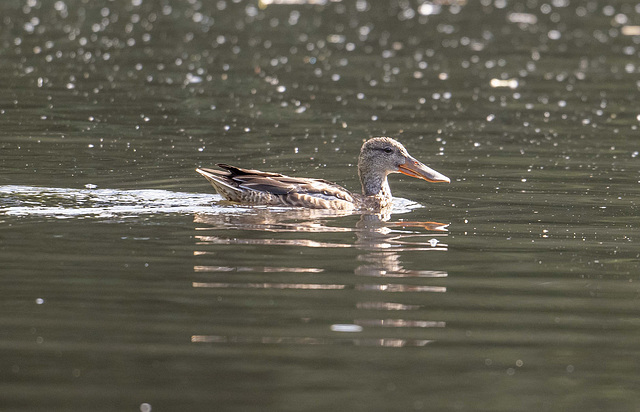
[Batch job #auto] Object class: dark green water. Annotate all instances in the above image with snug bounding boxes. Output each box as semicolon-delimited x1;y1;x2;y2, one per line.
1;1;640;411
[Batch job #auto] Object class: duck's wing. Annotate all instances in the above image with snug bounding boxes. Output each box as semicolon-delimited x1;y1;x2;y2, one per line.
197;164;357;208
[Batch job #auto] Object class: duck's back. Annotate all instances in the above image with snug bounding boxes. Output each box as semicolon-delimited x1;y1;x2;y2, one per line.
196;164;359;210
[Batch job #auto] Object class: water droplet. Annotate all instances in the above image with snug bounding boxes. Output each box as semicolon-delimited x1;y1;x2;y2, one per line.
186;73;202;84
490;78;518;89
331;324;363;333
548;30;561;40
419;3;441;15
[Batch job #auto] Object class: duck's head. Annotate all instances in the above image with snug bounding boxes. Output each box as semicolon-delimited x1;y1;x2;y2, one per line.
358;137;450;196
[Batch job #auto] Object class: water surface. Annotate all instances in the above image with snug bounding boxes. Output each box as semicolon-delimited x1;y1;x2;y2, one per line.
1;1;640;411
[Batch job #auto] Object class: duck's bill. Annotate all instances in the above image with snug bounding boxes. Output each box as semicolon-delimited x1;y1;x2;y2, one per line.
398;157;450;183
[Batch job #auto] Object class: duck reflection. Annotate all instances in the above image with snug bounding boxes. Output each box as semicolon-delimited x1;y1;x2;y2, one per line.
190;207;448;347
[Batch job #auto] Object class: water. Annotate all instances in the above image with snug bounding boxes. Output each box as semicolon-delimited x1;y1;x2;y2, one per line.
1;1;640;411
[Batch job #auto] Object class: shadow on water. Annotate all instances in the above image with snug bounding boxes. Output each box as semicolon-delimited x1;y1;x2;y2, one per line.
191;208;449;348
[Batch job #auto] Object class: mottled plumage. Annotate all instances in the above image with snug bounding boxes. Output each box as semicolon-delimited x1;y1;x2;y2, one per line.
196;137;449;211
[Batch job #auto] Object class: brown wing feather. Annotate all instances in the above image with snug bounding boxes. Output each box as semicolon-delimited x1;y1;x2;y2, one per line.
211;164;356;203
216;163;285;178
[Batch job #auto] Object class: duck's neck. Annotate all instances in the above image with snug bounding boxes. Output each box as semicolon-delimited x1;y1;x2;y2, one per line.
360;172;392;199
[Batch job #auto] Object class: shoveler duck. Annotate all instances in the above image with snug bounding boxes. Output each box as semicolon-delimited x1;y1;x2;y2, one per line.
196;137;450;211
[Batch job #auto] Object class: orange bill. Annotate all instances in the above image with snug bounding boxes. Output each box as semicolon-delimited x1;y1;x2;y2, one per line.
398;156;450;183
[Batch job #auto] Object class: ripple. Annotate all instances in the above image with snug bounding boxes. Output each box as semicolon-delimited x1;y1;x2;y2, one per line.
0;185;423;219
0;185;221;218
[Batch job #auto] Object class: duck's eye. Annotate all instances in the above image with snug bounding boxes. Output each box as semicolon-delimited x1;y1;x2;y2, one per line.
383;147;393;154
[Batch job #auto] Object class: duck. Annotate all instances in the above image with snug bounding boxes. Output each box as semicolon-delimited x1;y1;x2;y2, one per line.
196;137;450;211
